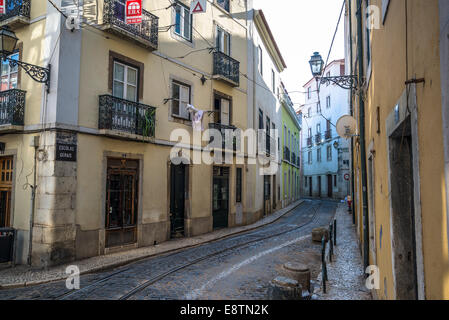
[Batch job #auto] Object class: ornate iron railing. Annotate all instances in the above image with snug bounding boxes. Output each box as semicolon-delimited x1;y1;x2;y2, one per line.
0;0;31;23
0;89;26;126
315;133;322;145
213;51;240;86
307;137;313;147
325;129;332;140
99;95;156;137
103;0;159;49
209;123;239;151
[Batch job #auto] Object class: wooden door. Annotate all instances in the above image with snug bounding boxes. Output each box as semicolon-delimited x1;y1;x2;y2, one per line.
0;157;13;228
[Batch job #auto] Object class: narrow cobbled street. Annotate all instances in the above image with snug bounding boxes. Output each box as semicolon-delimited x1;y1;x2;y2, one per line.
0;200;343;300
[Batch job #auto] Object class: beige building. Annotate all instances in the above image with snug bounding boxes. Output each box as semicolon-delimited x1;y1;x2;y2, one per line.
0;0;291;267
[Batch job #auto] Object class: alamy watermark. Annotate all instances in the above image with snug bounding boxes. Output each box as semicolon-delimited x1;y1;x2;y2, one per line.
65;265;80;290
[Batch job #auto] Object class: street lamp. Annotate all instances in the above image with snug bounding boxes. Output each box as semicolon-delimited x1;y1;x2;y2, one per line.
308;51;359;91
0;27;51;92
309;52;325;78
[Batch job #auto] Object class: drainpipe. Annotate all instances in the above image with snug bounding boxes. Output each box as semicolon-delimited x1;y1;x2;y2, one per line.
27;137;38;266
348;0;356;225
356;0;370;270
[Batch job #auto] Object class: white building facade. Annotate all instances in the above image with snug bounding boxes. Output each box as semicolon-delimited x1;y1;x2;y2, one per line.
301;59;351;200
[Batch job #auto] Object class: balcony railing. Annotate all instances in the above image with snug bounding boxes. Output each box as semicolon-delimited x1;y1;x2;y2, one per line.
209;123;239;151
325;129;332;140
213;51;240;87
307;137;313;147
0;0;31;27
0;89;26;127
99;95;156;138
315;133;322;145
103;0;159;50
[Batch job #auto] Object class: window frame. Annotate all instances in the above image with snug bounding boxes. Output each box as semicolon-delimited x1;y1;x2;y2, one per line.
216;25;231;56
171;80;192;120
173;2;193;42
1;51;19;92
112;60;139;102
326;96;331;109
216;0;230;13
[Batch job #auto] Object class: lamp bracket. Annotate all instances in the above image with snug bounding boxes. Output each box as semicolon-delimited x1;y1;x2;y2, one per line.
4;56;50;92
319;75;359;90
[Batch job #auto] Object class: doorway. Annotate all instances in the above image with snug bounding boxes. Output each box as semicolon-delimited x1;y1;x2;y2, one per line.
327;174;333;198
170;164;186;238
105;158;139;248
309;177;312;197
0;157;13;228
213;166;229;229
263;175;272;215
318;176;322;198
389;116;418;300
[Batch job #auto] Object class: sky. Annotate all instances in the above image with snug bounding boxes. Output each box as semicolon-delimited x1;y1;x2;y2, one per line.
253;0;345;108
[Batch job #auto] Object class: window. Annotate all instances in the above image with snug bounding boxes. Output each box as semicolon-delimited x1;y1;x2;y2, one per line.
308;151;312;164
1;52;19;91
113;0;126;21
216;26;230;55
236;168;242;203
284;172;287;198
308;128;312;138
317;148;322;162
271;69;276;93
316;123;321;134
326;71;330;86
327;119;331;131
172;81;191;119
217;0;230;12
259;109;264;129
258;46;263;75
308;108;311;118
327;145;332;161
174;3;192;41
382;0;390;24
326;96;331;109
307;87;310;99
113;61;138;102
214;94;231;125
316;102;321;113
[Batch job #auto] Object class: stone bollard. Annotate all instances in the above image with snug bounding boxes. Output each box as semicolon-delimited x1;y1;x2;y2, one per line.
280;262;311;293
312;227;329;242
267;276;303;300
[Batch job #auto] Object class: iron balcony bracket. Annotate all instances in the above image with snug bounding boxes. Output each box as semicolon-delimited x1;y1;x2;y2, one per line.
4;56;51;93
319;75;359;90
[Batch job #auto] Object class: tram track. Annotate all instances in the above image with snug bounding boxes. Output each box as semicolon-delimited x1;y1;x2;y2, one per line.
50;200;331;300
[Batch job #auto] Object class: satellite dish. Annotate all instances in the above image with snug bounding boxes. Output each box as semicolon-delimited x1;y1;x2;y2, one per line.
336;115;358;139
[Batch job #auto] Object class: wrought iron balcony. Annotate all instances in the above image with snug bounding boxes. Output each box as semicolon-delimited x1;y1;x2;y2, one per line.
0;89;26;128
213;51;240;87
102;0;159;50
99;95;156;138
325;129;332;140
307;137;313;147
315;133;322;145
0;0;31;28
209;123;239;151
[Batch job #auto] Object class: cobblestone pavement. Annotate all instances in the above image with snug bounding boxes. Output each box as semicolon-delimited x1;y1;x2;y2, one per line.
0;199;338;300
315;204;372;300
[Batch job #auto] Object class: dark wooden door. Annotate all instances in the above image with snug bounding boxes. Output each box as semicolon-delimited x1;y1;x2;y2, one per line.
318;176;322;198
0;157;13;228
170;164;185;238
327;174;333;198
105;159;138;248
213;167;229;230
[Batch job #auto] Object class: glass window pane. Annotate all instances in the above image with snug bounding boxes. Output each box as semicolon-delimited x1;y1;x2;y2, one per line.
175;7;181;35
114;63;125;81
1;60;9;76
183;9;191;39
126;85;137;102
1;76;8;91
9;73;17;89
127;68;137;85
172;100;180;116
172;83;180;100
113;81;124;98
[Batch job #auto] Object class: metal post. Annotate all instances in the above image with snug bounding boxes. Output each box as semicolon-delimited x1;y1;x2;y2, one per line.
329;224;333;262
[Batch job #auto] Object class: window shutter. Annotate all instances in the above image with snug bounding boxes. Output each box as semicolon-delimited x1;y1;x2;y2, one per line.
180;86;190;119
221;98;230;125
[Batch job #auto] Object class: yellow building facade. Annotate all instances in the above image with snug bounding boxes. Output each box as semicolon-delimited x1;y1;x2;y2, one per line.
0;0;288;267
345;0;449;299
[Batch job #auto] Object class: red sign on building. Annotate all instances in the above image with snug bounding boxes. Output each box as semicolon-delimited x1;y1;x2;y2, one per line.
0;0;5;15
126;0;142;24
